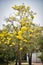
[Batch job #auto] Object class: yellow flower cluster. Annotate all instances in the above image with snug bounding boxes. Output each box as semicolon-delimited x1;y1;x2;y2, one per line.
24;39;28;42
12;4;25;11
20;47;23;51
29;34;33;37
18;31;22;35
8;33;13;37
21;21;26;26
16;35;23;40
21;26;27;31
0;31;14;45
14;31;17;35
37;28;42;30
4;42;7;44
9;45;13;47
16;30;23;40
7;37;11;41
17;12;20;15
29;29;33;33
12;42;15;45
12;5;20;10
9;16;15;21
0;33;4;37
36;32;40;36
23;16;27;21
22;16;27;22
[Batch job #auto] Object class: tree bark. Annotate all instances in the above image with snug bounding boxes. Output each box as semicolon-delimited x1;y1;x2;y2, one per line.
6;60;9;65
15;55;18;65
18;45;21;65
18;51;21;65
28;53;32;65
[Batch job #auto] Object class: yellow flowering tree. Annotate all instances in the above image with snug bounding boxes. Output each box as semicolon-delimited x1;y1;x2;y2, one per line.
1;4;42;65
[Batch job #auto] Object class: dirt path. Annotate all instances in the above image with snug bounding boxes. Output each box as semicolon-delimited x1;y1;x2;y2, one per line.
32;63;42;65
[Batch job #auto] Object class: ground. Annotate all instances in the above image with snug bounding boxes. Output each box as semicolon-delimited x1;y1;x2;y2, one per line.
9;63;42;65
0;63;42;65
33;63;42;65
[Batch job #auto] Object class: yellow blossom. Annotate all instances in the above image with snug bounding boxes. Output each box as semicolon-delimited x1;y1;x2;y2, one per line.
29;34;33;37
7;41;10;45
16;35;23;40
20;47;23;50
7;37;11;41
29;29;33;33
24;36;26;38
12;5;20;10
0;33;4;37
2;30;7;34
21;26;27;31
12;42;15;45
9;16;15;21
22;16;27;21
36;32;40;35
0;41;1;44
38;28;42;30
4;41;10;45
17;12;20;15
18;31;22;35
2;39;4;42
8;33;13;37
14;31;17;35
4;42;7;44
21;21;26;26
9;45;13;47
24;39;28;42
19;43;22;46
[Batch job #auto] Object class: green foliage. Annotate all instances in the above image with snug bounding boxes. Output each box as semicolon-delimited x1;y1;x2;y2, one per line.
0;43;16;63
38;52;43;63
38;36;43;52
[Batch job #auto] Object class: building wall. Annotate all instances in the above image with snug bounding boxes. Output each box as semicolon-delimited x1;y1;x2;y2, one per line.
26;52;41;63
32;52;41;63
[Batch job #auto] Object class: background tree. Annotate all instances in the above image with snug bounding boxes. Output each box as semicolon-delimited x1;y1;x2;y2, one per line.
0;29;16;65
38;31;43;64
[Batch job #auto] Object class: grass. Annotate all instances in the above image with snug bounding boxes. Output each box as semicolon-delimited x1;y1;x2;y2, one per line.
0;64;28;65
0;62;29;65
9;62;29;65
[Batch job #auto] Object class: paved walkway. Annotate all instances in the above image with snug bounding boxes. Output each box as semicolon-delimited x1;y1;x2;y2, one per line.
22;63;42;65
33;63;42;65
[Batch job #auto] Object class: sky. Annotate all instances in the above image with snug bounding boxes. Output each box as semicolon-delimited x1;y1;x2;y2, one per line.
0;0;43;29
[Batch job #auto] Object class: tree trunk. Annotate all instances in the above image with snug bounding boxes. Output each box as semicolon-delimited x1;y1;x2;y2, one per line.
18;42;21;65
15;55;18;65
28;53;32;65
18;50;21;65
19;58;21;65
6;60;9;65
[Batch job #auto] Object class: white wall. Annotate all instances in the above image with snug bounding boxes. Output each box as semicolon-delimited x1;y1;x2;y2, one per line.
26;52;41;63
32;52;41;62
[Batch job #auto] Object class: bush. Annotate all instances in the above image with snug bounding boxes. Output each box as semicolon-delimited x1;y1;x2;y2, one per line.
38;52;43;63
